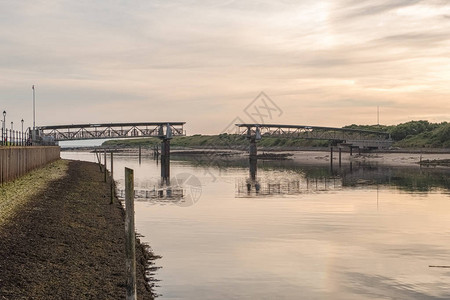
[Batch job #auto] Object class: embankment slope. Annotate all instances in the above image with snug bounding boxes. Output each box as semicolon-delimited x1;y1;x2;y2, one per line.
0;160;155;300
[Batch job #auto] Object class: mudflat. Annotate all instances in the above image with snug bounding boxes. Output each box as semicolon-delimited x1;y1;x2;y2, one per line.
0;160;155;300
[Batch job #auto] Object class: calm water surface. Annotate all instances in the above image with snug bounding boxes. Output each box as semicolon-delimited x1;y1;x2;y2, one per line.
62;152;450;299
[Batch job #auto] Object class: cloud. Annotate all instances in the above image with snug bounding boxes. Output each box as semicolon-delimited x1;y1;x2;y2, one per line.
0;0;449;132
339;0;424;19
333;99;396;107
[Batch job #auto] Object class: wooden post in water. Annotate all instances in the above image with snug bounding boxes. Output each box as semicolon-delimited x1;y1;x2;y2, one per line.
104;150;107;182
125;167;137;300
160;139;170;184
95;148;103;172
138;145;142;165
110;152;114;204
330;146;334;171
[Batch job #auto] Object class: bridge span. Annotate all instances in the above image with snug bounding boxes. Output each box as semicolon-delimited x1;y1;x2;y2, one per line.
36;122;185;142
236;123;393;168
236;123;392;150
35;122;185;184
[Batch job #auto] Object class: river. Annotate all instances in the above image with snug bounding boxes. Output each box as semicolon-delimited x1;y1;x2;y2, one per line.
61;151;450;300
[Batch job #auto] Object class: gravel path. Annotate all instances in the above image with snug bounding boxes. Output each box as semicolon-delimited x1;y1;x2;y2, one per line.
0;160;156;300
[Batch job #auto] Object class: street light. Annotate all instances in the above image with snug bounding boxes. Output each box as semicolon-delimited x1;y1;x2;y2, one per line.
32;85;35;130
2;110;6;145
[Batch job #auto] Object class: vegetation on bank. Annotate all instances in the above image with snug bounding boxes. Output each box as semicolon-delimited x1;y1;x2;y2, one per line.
103;121;450;149
0;160;68;227
344;121;450;148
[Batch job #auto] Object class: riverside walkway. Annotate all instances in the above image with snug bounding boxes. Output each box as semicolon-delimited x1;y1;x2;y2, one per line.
0;160;155;300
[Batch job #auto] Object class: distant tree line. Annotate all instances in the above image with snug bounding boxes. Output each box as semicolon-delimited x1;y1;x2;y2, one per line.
344;121;450;148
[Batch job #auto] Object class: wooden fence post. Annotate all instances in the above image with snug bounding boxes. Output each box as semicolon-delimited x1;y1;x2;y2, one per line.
104;150;107;182
110;152;114;204
125;167;137;300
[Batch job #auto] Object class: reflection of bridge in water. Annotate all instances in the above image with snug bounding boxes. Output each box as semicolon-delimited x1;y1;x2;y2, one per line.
117;172;202;206
236;175;343;197
236;156;344;197
118;187;184;201
236;156;450;197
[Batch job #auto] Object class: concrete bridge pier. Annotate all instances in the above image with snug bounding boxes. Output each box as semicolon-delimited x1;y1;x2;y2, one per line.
159;123;174;185
249;138;257;159
249;138;258;181
160;138;170;185
246;136;261;193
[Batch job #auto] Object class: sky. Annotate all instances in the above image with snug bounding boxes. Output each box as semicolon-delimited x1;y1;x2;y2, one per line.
0;0;449;134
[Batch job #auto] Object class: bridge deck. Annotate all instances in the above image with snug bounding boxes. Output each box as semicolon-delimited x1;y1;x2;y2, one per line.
236;123;392;149
37;122;185;142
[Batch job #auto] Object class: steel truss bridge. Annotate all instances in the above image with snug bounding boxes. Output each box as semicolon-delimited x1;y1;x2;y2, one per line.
36;122;185;142
236;123;392;149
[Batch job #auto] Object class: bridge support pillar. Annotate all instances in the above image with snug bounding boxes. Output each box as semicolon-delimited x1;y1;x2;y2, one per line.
350;147;353;156
161;139;170;185
249;138;257;180
249;138;257;159
247;138;259;193
338;147;342;168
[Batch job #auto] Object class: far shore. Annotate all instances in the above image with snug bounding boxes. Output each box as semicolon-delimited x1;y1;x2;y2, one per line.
61;146;450;168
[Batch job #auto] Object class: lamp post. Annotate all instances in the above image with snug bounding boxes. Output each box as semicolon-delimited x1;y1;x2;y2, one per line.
21;119;24;146
32;85;35;130
3;110;6;145
11;121;13;146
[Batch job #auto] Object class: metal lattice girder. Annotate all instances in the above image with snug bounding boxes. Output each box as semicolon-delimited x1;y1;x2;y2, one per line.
36;122;185;141
236;123;392;149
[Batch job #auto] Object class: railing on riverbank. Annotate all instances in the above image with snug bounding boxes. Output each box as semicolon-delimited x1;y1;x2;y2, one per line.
1;128;32;146
0;146;60;185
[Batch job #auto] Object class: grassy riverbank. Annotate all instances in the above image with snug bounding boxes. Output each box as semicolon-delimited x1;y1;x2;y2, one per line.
0;160;156;299
0;160;68;227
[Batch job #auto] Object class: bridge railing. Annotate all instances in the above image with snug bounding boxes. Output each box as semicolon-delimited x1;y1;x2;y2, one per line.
36;122;186;142
237;124;391;142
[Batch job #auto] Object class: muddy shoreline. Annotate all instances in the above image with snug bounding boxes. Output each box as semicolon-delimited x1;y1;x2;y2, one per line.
0;160;156;300
62;146;450;167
